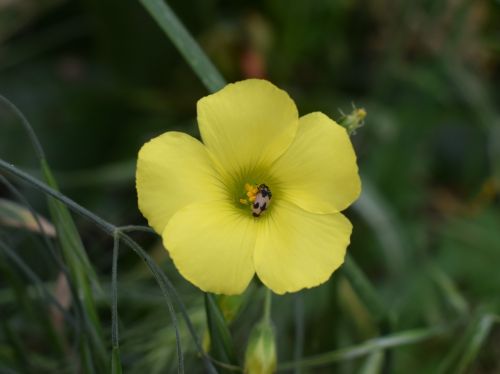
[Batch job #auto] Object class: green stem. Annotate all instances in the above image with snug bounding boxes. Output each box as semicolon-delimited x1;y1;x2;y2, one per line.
0;159;115;233
0;95;45;160
278;323;454;370
263;288;272;323
110;233;122;374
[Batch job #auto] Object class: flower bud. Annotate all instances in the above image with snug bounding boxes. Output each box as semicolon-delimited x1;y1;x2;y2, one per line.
339;106;367;135
244;321;277;374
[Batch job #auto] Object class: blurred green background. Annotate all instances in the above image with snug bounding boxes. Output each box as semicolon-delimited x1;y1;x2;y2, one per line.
1;0;500;373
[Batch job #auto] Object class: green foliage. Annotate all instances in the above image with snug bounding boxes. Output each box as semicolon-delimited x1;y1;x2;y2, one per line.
1;0;500;373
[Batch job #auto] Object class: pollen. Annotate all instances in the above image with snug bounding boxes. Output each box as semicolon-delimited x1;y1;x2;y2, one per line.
244;183;259;203
239;183;259;207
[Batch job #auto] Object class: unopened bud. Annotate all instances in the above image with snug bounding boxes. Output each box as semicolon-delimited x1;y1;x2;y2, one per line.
244;321;277;374
339;105;367;135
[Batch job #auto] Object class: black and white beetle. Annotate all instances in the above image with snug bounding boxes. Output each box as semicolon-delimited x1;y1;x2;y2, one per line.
252;184;272;217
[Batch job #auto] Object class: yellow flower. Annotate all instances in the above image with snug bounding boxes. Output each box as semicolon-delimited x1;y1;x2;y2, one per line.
136;79;361;295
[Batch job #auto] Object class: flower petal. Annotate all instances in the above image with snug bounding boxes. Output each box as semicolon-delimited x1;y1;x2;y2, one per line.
136;131;224;234
270;112;361;213
197;79;299;178
254;201;352;294
163;201;257;295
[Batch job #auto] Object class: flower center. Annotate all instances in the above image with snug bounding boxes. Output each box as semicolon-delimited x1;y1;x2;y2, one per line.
239;183;272;217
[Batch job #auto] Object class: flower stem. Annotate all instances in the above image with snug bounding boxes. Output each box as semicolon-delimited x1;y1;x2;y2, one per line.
263;288;272;323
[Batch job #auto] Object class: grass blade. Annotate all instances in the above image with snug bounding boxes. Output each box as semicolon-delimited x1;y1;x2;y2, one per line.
0;95;108;371
438;312;495;374
138;0;225;93
111;233;123;374
205;293;237;365
279;324;452;370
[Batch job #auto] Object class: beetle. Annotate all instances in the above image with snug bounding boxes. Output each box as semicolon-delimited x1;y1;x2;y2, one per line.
252;184;272;217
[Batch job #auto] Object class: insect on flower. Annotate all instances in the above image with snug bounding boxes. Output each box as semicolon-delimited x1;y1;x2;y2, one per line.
252;184;272;217
136;79;361;295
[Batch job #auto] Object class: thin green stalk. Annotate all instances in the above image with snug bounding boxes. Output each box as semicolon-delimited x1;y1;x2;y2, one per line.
278;323;453;370
0;174;58;258
111;233;122;374
455;314;494;373
438;311;495;374
293;293;304;374
113;228;218;373
138;0;225;93
0;95;45;159
204;293;237;365
359;351;384;374
116;225;155;234
117;232;184;374
263;288;272;323
428;263;468;316
0;159;114;233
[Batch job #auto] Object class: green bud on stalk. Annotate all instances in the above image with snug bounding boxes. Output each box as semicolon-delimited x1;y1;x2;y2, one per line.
244;320;277;374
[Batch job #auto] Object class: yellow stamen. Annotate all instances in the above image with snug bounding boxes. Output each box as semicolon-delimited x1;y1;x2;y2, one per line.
240;183;259;205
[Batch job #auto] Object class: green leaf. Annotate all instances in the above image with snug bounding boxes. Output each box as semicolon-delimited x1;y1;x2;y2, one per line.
205;293;237;366
0;94;108;371
359;351;384;374
111;347;123;374
40;159;108;371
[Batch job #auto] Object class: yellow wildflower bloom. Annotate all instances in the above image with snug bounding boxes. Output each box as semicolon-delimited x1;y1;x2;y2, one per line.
136;79;361;295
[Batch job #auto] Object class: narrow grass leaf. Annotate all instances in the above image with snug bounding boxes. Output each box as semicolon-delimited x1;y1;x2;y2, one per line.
138;0;225;93
118;233;184;374
205;293;237;365
278;324;451;370
438;312;495;374
111;347;123;374
42;158;108;371
110;233;123;374
293;293;304;374
0;96;108;370
359;351;384;374
428;263;468;316
0;158;214;374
